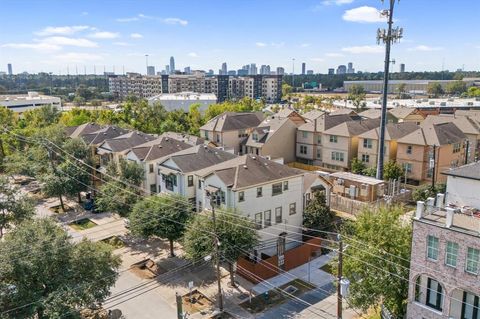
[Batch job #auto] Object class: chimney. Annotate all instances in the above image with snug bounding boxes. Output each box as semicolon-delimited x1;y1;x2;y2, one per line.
415;201;425;220
446;207;455;228
425;197;435;214
314;118;318;132
436;193;445;209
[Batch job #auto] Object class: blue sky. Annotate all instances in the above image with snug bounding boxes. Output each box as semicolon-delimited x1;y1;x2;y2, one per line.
1;0;478;74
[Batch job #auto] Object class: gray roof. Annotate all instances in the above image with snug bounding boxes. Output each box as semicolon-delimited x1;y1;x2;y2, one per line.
323;118;380;137
159;132;205;146
66;123;104;139
359;109;382;119
302;110;325;121
160;145;237;173
245;116;291;147
397;122;466;146
200;112;264;132
128;137;193;162
82;126;130;146
196;154;304;190
99;131;157;153
298;114;354;132
358;122;419;141
422;115;480;136
443;161;480;181
389;107;419;119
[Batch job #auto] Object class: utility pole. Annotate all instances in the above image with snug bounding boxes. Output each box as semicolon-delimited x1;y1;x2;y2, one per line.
292;58;295;90
465;139;470;165
175;292;184;319
376;0;403;180
431;144;436;189
210;193;224;313
145;54;149;75
337;235;343;319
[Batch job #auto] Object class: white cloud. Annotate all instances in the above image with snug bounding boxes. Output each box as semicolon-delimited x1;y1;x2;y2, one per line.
36;25;91;36
1;42;62;52
127;52;152;57
310;58;325;62
325;52;345;57
41;36;98;48
116;16;140;22
271;42;285;48
88;31;120;39
408;45;443;52
53;52;104;63
322;0;354;5
130;33;143;39
162;18;188;26
341;45;383;54
81;11;89;16
256;42;267;47
342;6;386;23
300;43;311;48
188;52;198;57
113;42;132;46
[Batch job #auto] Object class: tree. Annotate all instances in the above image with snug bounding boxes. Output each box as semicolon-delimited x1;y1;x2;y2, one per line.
426;82;444;98
0;218;120;318
282;83;293;98
338;206;412;317
383;161;404;181
0;177;35;238
412;183;446;202
303;192;335;237
95;181;139;216
467;87;480;97
347;84;366;110
396;83;409;99
183;210;258;286
445;80;467;96
40;169;69;211
363;166;377;177
350;157;366;175
22;105;60;128
129;195;193;257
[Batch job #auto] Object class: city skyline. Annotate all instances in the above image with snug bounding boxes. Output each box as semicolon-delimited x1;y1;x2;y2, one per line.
1;0;479;74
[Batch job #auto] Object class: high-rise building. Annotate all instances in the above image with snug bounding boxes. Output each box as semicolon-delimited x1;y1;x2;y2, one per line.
7;63;12;75
301;63;306;75
147;66;155;76
237;69;248;76
227;70;236;76
328;68;335;75
207;69;214;76
400;63;406;73
260;65;271;75
276;67;285;75
221;62;227;75
307;70;314;75
249;63;257;75
169;56;175;74
336;65;347;75
184;66;191;74
347;62;355;74
165;65;170;74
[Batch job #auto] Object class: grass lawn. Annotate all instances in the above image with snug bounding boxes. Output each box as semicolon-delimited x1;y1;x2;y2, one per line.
240;279;315;314
69;218;97;231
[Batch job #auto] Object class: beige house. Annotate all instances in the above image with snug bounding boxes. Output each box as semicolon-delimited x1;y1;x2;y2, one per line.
199;111;264;154
296;113;353;166
275;108;307;126
245;116;299;163
321;119;380;171
389;107;426;124
357;122;419;168
423;114;480;163
396;122;467;185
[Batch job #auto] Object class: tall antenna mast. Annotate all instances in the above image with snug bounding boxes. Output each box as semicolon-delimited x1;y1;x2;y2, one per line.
376;0;403;180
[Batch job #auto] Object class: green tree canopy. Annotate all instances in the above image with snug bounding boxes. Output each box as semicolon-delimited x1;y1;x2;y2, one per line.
350;157;367;175
445;80;467;95
0;218;120;319
383;161;404;181
183;210;258;286
129;195;193;257
426;82;444;97
303;192;336;237
338;206;412;317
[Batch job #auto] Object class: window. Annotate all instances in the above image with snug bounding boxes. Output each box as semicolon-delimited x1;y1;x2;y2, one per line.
283;181;289;191
317;135;322;145
238;130;248;138
252;133;258;141
462;291;479;319
299;145;308;155
331;151;344;162
150;184;157;194
361;154;370;163
445;242;459;268
219;191;226;204
204;131;208;139
272;183;283;196
264;210;271;227
198;179;202;189
426;278;443;311
316;148;322;160
158;185;161;193
453;143;461;153
329;135;338;143
256;187;263;197
466;247;480;274
149;163;154;173
239;191;245;202
427;235;439;261
406;145;413;154
164;174;177;191
302;131;308;138
289;203;296;215
187;175;194;187
404;163;412;173
363;139;373;149
275;207;282;223
255;212;263;229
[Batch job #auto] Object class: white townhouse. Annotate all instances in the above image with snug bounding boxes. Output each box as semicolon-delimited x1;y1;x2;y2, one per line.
156;145;237;204
195;154;306;256
124;136;193;195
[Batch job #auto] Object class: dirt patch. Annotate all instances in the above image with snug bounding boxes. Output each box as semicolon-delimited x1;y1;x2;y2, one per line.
69;218;97;231
130;259;167;279
49;204;73;214
101;236;125;249
182;290;213;315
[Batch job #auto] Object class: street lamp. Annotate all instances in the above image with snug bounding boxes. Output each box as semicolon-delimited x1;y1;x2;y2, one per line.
375;0;403;180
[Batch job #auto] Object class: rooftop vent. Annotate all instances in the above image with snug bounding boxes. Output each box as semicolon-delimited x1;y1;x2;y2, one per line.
243;165;248;169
